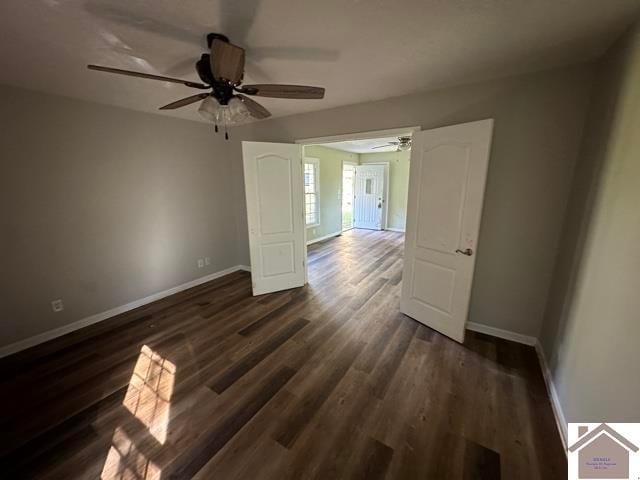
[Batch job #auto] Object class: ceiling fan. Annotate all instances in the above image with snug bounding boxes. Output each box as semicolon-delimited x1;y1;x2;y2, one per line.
371;136;412;152
87;33;325;138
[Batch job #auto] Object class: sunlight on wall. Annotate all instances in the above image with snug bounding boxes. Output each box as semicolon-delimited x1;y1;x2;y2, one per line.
100;345;175;479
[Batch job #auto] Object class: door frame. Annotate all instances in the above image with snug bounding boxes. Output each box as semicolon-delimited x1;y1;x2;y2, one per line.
341;160;358;232
295;126;421;146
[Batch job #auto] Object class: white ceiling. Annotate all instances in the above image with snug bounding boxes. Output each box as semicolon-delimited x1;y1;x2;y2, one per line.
1;0;639;123
322;136;409;154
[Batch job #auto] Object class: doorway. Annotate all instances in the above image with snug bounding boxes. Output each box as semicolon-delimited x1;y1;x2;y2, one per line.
301;128;412;245
341;164;355;231
242;121;493;344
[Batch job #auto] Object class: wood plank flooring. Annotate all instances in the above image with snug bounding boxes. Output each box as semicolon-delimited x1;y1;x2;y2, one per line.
0;229;566;479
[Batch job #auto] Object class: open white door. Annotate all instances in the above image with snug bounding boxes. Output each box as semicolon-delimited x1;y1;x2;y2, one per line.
243;141;306;295
400;119;493;343
354;164;385;230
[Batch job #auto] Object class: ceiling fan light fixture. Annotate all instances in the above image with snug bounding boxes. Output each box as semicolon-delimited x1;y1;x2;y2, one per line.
397;142;411;152
198;95;219;122
226;96;253;126
198;95;252;127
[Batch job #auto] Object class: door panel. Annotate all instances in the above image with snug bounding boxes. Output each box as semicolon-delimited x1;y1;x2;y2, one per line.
354;165;384;230
243;142;305;295
260;242;296;277
416;144;469;253
411;259;456;313
400;120;493;343
256;156;294;235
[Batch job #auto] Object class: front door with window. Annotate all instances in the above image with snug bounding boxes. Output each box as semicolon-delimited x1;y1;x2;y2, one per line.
354;165;384;230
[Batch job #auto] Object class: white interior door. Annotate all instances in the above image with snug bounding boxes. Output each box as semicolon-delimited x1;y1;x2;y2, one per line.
243;141;306;296
400;119;494;343
354;165;384;230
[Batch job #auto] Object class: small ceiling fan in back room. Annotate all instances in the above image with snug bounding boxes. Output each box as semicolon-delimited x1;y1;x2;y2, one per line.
88;33;326;139
371;136;412;152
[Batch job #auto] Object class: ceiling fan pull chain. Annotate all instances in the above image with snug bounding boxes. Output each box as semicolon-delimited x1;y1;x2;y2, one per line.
214;123;219;133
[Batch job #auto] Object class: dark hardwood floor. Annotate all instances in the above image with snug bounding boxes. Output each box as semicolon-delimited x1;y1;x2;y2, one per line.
0;229;566;479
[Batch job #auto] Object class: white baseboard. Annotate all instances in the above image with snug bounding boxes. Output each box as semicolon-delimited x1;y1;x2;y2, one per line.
466;321;567;451
0;264;249;359
386;227;406;233
466;321;537;346
306;231;342;245
535;340;568;451
237;264;251;272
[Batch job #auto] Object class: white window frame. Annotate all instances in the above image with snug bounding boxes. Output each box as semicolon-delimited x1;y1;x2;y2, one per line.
304;157;320;228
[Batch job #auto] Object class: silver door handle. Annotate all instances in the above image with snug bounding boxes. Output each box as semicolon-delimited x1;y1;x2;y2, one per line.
455;248;473;256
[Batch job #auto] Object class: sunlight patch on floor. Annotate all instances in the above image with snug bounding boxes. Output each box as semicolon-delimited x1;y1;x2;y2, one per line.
101;427;162;480
101;345;176;479
123;345;176;444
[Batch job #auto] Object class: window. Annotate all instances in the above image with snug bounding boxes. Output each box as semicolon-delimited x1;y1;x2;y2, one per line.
304;160;319;226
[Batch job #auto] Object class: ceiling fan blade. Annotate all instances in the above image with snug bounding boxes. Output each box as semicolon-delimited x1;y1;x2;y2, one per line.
239;84;325;99
237;94;271;119
87;65;208;89
210;39;245;84
159;93;210;110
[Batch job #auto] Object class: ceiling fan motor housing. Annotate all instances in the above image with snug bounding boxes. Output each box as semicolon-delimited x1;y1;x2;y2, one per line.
196;52;235;105
196;54;215;85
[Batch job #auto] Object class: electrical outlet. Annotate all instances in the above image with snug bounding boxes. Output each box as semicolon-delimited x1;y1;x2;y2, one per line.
204;257;210;266
51;299;64;313
197;259;204;268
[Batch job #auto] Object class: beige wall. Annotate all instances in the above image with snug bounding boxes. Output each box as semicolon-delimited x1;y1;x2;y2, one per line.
0;62;599;350
540;24;640;422
232;64;595;336
0;85;239;348
303;145;358;241
360;150;410;231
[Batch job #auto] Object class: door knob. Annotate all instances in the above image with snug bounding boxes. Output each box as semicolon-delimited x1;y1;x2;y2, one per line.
455;248;473;256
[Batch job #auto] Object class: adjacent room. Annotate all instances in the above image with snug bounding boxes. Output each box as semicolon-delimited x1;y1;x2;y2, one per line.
2;1;640;479
302;132;412;241
300;132;413;303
